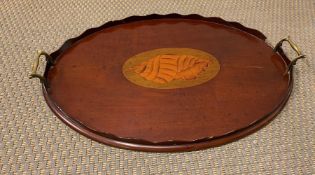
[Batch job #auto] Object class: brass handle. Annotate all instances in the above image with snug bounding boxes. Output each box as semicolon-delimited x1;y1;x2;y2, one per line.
29;51;54;84
273;36;306;74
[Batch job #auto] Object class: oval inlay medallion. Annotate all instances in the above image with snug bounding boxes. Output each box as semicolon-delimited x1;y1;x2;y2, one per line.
122;48;220;89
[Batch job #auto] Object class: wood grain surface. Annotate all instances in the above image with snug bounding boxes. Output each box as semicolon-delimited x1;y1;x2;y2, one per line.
45;15;291;151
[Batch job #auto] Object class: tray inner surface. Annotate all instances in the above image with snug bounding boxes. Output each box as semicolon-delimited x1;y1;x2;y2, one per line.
47;18;289;143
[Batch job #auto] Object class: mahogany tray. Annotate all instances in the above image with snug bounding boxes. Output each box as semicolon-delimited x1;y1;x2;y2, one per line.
30;14;305;152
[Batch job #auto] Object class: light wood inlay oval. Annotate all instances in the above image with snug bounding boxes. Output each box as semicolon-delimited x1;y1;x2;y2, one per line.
122;48;220;89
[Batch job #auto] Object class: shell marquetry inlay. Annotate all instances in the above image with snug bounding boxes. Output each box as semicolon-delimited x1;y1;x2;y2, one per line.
122;48;220;89
132;54;210;84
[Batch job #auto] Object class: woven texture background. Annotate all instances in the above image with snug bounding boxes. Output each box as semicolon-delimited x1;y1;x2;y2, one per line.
1;0;314;174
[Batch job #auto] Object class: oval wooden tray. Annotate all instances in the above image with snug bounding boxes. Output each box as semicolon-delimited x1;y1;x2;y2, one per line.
30;14;305;152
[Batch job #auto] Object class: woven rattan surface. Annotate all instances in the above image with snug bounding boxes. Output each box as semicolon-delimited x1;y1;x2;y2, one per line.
1;0;314;174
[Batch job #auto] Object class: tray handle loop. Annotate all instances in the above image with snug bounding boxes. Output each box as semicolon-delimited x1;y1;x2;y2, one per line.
273;36;306;74
29;51;54;84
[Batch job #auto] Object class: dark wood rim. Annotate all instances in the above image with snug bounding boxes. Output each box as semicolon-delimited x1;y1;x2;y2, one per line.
42;14;293;152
